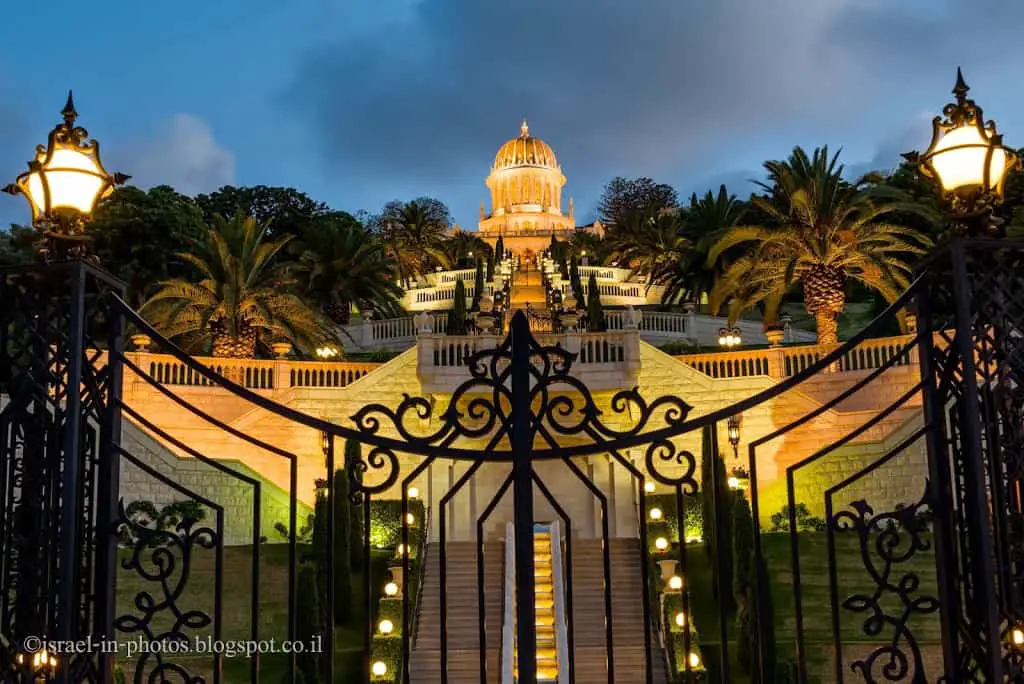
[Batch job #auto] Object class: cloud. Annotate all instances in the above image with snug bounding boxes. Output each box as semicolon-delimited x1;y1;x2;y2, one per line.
281;0;1024;223
112;114;235;197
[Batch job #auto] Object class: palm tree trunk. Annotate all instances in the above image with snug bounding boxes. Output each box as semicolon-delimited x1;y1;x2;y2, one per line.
814;312;839;346
211;324;257;358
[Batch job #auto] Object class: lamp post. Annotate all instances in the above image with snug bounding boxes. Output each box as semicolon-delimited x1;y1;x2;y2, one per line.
727;414;741;460
903;68;1018;236
4;92;128;261
718;326;742;349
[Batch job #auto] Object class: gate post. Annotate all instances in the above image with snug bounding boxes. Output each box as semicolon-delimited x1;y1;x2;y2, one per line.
509;311;538;682
949;242;1004;680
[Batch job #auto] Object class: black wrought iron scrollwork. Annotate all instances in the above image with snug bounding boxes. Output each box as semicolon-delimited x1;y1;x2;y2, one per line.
349;312;693;481
833;488;939;682
113;500;216;684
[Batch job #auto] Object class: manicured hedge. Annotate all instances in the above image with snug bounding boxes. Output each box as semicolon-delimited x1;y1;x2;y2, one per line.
369;499;426;552
644;493;704;542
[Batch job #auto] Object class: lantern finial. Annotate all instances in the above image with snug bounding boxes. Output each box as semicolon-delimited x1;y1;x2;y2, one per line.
953;67;969;104
62;91;77;127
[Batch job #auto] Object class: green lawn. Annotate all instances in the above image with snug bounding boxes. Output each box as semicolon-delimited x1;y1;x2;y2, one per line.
685;532;941;683
115;544;392;683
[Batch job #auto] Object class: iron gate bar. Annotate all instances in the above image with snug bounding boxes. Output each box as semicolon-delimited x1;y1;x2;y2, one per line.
476;471;514;684
824;424;935;684
325;434;336;684
438;459;485;684
951;242;1004;681
915;285;961;677
530;470;577;684
509;312;538;684
401;459;437;684
707;424;731;683
556;454;615;684
674;484;693;677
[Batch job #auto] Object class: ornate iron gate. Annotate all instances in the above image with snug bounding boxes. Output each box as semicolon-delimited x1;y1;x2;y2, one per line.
1;241;1023;683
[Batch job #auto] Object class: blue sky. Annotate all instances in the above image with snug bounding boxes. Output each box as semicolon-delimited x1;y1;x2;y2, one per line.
3;0;1024;230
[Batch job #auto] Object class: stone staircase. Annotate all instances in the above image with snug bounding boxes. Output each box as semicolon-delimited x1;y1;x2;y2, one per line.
513;526;559;682
410;541;504;684
571;539;670;684
409;534;669;684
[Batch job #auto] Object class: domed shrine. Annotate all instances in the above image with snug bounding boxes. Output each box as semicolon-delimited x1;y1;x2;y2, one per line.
478;120;601;257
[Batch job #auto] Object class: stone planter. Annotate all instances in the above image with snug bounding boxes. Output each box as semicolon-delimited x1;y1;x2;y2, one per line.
657;559;678;583
271;341;293;358
130;334;152;352
764;328;785;347
560;312;580;332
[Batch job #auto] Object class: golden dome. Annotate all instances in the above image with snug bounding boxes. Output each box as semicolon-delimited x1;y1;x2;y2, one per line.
493;119;559;171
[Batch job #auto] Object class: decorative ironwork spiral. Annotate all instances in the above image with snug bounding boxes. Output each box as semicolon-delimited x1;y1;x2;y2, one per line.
832;488;939;682
113;500;216;684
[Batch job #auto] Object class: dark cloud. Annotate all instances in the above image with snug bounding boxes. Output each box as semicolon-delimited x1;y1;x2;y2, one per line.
282;0;1024;222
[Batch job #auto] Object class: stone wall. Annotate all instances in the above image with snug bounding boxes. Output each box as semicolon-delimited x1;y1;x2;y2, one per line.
120;419;313;546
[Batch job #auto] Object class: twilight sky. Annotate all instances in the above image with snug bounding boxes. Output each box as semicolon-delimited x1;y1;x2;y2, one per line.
2;0;1024;230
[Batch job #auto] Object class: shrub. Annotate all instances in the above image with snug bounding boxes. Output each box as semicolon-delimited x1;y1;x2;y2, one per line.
368;499;426;551
769;503;825;533
296;562;323;682
645;493;703;542
371;634;402;682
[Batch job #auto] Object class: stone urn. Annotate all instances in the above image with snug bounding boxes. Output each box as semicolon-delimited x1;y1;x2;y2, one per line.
271;341;293;358
764;327;785;347
657;559;678;583
130;333;152;352
389;564;405;590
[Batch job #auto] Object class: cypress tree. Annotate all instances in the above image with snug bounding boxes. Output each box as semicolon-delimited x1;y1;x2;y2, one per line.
472;258;484;311
447;280;468;334
559;255;569;279
311;491;329;626
700;423;734;611
733;495;755;673
333;466;353;625
296;562;323;682
585;273;606;332
495;235;505;262
569;256;585;305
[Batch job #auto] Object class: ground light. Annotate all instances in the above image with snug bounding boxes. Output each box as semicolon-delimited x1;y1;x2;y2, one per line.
378;619;394;635
372;661;388;677
675;612;686;628
649;507;663;521
655;537;669;551
643;481;656;493
668;576;683;591
384;582;399;597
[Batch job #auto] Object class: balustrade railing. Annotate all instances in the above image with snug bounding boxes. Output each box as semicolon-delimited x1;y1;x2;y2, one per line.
130;351;380;390
676;333;920;379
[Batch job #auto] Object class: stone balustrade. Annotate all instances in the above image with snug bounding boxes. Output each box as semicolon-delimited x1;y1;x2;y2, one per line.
676;333;921;379
415;329;642;393
120;351;381;391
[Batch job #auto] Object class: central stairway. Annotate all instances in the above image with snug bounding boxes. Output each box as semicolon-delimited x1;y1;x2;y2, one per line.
513;525;560;682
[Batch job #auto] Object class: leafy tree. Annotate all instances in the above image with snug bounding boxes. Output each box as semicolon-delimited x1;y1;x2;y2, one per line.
376;199;452;287
598;176;678;228
195;185;329;240
446;280;468;335
84;186;207;307
141;213;324;357
295;562;324;682
471;259;484;311
0;225;37;266
293;218;403;324
585;273;605;331
708;146;936;343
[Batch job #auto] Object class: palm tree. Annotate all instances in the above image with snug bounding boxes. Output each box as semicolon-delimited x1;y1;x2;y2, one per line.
442;228;490;269
606;210;687;278
651;186;747;307
141;212;325;358
294;220;404;324
707;146;936;344
380;200;451;286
